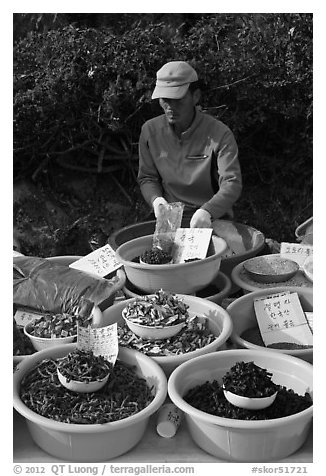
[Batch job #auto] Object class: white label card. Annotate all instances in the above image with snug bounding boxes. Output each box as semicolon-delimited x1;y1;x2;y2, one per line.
280;242;313;267
14;309;43;327
77;323;119;365
254;292;313;346
172;228;213;263
69;244;122;277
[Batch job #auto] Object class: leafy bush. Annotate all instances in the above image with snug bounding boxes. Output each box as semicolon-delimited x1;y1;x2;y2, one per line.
13;13;312;240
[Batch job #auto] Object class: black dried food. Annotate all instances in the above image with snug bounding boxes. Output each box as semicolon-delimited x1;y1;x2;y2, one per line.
140;247;172;264
222;361;278;398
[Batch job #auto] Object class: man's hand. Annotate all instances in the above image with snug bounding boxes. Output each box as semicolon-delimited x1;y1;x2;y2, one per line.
190;209;212;228
152;197;168;218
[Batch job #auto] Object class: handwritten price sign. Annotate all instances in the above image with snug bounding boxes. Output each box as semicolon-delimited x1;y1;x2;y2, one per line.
280;242;313;267
254;291;313;347
172;228;212;263
14;309;43;327
77;322;119;364
69;244;122;278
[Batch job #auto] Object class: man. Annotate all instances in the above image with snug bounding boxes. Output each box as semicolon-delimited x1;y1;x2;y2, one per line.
137;61;242;228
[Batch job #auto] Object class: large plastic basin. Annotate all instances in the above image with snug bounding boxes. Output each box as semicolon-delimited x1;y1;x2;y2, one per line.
109;218;265;293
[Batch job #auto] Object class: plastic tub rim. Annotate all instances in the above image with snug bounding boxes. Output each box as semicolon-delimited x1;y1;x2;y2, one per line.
109;219;266;261
115;234;227;270
122;270;232;302
167;348;313;430
13;344;168;434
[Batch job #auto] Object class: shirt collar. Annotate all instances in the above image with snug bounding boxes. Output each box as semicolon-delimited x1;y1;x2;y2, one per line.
165;107;202;139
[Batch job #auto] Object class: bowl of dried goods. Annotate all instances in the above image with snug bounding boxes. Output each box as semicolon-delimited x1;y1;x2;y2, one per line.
101;291;233;377
24;312;77;351
56;349;112;393
109;218;266;293
227;286;313;363
221;361;278;410
13;344;167;462
122;291;188;340
231;255;313;294
242;255;299;283
168;349;313;462
115;234;227;295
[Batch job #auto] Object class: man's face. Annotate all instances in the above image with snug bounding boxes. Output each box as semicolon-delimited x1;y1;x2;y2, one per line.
159;89;198;130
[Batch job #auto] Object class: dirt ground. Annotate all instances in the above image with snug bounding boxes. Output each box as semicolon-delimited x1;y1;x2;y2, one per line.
13;166;151;257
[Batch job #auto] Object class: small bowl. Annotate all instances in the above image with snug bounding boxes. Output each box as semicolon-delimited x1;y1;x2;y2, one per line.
122;312;185;340
24;322;76;351
243;255;299;283
223;388;278;410
57;368;110;393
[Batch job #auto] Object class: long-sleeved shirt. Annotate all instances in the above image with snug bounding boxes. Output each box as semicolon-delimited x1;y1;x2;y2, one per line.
137;108;242;219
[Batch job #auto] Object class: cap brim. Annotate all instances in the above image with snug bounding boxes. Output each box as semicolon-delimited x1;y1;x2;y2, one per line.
151;83;190;100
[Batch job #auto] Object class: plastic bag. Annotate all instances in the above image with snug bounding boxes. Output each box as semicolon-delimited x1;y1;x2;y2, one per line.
13;256;122;314
153;202;184;254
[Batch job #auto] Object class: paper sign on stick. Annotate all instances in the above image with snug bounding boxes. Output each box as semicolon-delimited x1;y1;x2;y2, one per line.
172;228;213;264
69;244;122;278
254;291;313;347
280;242;313;267
77;322;119;365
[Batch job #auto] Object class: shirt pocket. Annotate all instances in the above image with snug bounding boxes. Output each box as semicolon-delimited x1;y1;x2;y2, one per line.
185;154;209;160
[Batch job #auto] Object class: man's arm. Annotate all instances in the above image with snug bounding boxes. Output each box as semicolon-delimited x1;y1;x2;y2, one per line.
137;126;164;207
201;129;242;219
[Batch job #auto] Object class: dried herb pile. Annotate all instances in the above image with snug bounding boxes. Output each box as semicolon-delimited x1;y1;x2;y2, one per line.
222;361;278;398
57;349;112;382
140;248;173;264
123;290;189;327
27;312;77;338
20;358;154;424
118;316;216;356
184;380;312;421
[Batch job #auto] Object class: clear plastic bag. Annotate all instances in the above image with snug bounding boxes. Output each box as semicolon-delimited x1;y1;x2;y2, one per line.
153;202;184;254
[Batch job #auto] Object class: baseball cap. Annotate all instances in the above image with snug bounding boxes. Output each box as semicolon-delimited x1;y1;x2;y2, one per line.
151;61;198;100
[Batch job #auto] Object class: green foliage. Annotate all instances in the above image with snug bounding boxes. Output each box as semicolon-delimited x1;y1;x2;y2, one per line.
13;13;312;239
